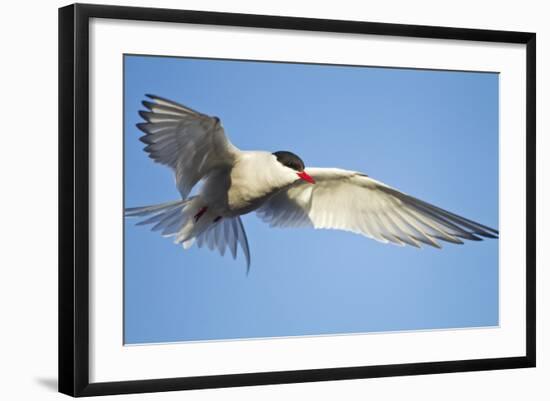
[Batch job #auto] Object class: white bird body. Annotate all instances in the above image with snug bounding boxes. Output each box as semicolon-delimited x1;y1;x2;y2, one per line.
202;151;298;217
125;94;498;271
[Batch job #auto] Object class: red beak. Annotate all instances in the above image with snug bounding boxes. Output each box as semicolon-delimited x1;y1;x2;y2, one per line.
297;171;315;184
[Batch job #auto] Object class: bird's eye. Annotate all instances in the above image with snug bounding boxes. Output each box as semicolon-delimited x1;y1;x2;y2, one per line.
286;162;302;172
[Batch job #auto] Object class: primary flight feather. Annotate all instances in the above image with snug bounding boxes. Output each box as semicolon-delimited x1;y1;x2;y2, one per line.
125;94;499;271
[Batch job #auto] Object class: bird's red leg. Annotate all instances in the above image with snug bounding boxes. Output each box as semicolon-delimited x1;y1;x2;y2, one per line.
194;206;208;222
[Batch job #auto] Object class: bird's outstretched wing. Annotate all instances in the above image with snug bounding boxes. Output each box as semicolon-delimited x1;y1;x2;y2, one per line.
256;168;498;248
137;94;240;198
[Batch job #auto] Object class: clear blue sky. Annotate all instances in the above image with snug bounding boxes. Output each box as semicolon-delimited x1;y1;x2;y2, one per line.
124;55;499;344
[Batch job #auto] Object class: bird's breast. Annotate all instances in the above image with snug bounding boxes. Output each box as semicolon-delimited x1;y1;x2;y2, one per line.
227;175;276;215
226;156;285;215
198;164;275;216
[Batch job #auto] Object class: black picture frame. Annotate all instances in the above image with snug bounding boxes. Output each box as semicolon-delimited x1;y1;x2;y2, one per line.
59;3;536;397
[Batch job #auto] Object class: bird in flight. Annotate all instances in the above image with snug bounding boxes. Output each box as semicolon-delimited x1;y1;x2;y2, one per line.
125;94;498;272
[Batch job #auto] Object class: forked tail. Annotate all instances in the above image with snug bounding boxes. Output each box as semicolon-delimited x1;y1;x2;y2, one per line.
125;197;251;271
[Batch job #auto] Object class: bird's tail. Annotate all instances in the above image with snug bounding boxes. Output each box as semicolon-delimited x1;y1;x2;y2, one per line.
125;197;250;270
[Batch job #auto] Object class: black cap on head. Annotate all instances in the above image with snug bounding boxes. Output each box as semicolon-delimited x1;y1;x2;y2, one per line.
272;151;305;172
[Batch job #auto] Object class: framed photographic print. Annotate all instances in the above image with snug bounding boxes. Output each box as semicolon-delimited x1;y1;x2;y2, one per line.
58;3;536;397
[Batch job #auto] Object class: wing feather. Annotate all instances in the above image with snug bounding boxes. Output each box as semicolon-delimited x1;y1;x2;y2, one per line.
256;168;498;249
136;94;240;198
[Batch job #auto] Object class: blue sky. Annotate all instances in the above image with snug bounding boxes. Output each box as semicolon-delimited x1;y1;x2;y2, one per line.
124;55;499;344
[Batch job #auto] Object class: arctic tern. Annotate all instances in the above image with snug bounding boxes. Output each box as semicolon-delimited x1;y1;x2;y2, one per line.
125;94;498;271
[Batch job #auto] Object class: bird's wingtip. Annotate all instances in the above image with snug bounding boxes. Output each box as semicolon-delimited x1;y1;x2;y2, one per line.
141;100;154;110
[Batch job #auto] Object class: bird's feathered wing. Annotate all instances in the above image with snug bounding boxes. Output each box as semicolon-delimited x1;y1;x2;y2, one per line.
256;168;498;248
137;94;240;198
